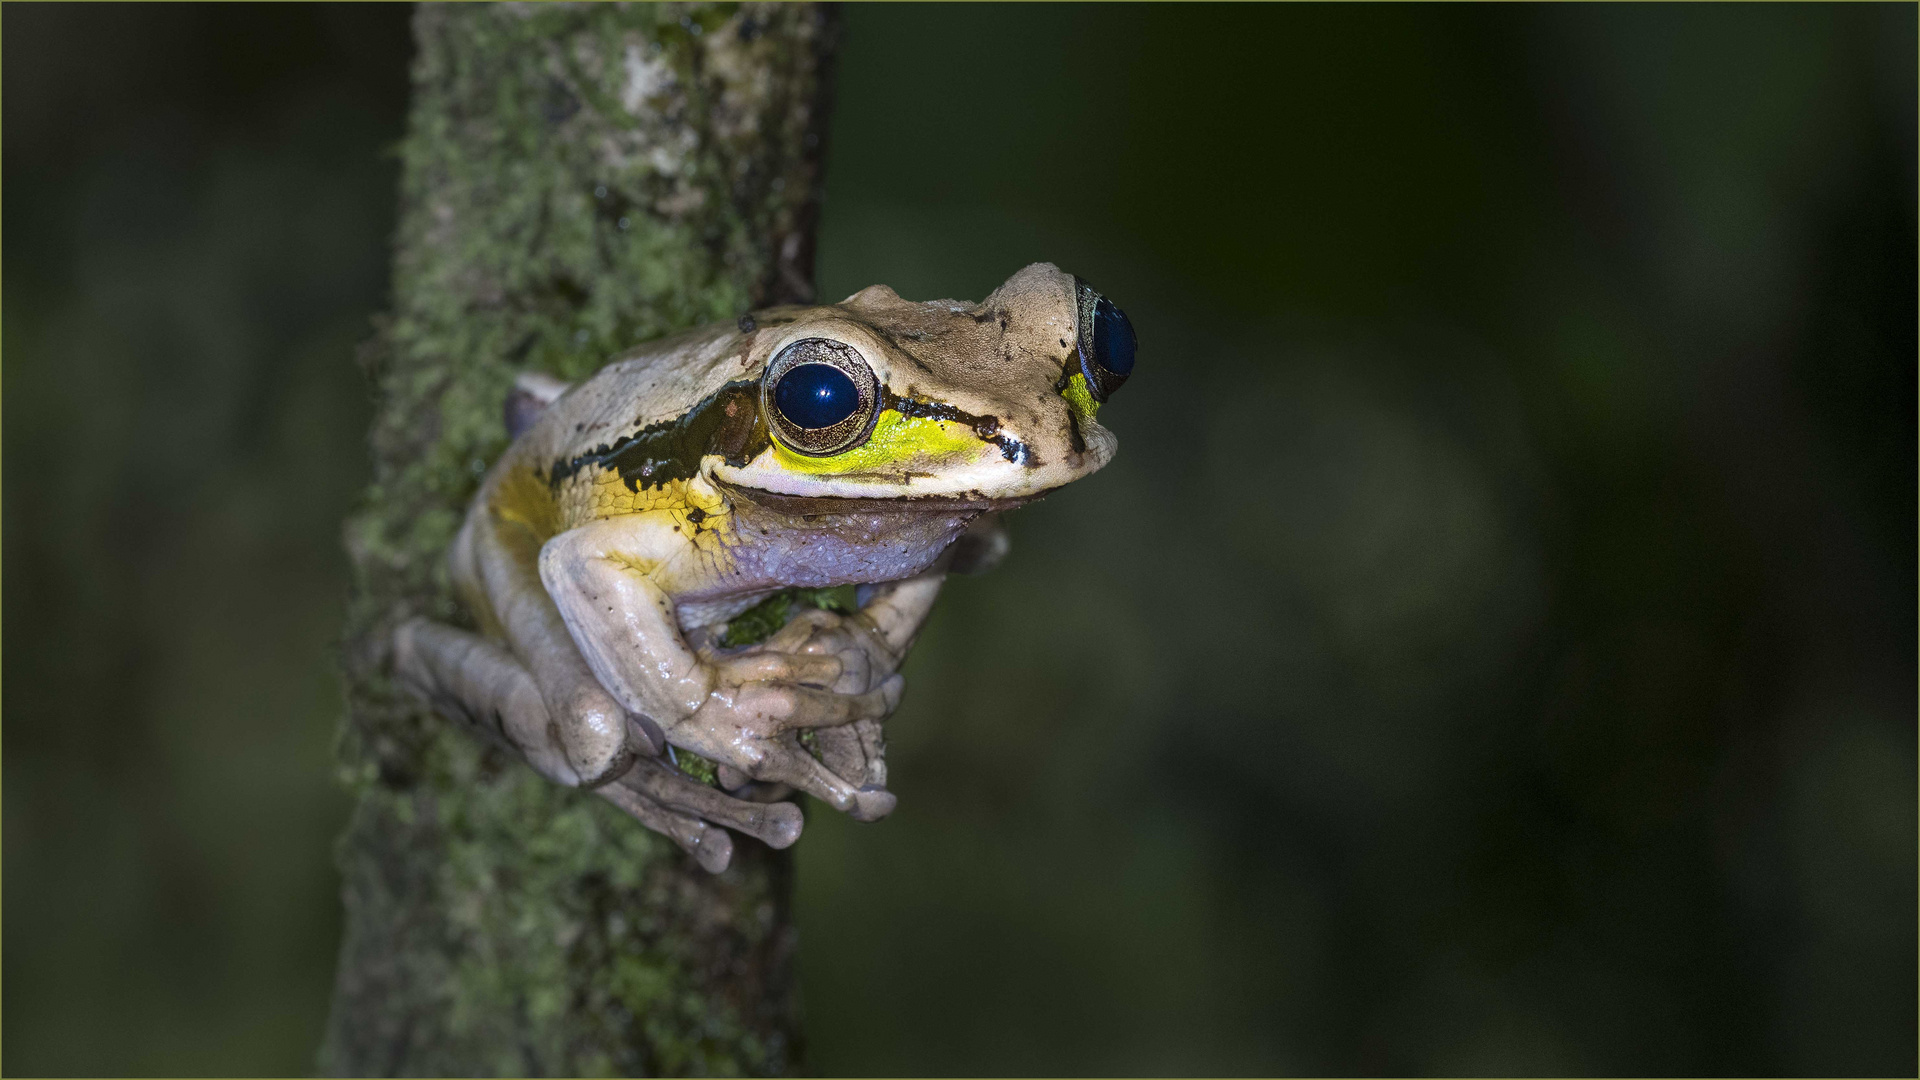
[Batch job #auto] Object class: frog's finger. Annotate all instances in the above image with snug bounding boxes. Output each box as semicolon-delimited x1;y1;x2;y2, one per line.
618;758;803;849
761;606;842;653
735;674;904;732
856;570;947;656
788;622;886;694
595;782;734;873
750;738;898;823
714;648;843;689
746;606;901;695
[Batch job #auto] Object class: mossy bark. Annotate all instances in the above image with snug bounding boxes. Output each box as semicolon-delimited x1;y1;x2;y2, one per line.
321;5;835;1074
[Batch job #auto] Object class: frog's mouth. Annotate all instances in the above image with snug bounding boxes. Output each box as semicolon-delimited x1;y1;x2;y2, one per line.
714;477;1039;517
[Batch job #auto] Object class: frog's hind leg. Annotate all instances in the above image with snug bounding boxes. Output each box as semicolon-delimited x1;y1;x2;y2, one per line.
392;618;749;871
393;618;599;787
451;506;656;788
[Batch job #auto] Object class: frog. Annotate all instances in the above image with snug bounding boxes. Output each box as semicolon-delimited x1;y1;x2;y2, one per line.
392;262;1136;872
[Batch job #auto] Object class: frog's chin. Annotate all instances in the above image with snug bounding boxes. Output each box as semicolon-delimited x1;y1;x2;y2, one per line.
710;477;1038;516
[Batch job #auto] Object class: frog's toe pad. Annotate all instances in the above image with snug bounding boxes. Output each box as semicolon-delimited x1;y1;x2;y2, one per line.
689;827;734;873
757;801;806;847
850;784;897;822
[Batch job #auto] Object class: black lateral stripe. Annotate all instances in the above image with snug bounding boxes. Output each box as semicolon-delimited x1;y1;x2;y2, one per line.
547;380;767;493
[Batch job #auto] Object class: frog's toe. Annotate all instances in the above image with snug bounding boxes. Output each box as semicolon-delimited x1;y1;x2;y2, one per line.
595;781;734;872
617;757;804;849
746;738;897;822
810;716;889;790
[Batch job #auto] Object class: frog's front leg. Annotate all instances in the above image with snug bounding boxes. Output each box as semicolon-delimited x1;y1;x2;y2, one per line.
715;568;949;791
772;514;1005;787
540;516;905;821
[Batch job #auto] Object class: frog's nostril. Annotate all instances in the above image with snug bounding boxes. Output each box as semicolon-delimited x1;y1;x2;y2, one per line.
774;363;859;429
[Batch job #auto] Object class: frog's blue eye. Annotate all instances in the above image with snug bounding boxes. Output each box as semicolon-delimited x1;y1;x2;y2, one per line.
760;338;881;456
774;363;858;429
1092;297;1136;376
1072;278;1136;402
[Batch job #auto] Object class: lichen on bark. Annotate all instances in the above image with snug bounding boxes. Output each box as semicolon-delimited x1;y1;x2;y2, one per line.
322;5;835;1075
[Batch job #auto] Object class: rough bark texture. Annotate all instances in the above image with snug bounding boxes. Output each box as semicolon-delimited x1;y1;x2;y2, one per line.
321;5;835;1074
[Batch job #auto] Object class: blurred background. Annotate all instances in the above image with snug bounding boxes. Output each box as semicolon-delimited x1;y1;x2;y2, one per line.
4;3;1913;1075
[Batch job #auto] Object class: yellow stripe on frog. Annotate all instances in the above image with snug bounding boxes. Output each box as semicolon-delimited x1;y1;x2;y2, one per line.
771;409;983;475
1060;372;1100;423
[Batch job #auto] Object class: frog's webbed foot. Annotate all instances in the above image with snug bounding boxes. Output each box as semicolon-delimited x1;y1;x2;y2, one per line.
673;571;947;819
700;567;949;696
674;660;904;822
392;618;793;872
809;718;890;792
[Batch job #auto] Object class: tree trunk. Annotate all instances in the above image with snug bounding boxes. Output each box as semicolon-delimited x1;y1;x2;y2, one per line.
321;5;835;1074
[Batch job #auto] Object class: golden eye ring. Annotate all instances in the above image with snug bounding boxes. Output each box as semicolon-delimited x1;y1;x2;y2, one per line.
761;337;881;456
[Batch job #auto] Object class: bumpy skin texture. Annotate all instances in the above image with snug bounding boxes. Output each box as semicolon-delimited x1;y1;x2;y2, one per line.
393;263;1118;869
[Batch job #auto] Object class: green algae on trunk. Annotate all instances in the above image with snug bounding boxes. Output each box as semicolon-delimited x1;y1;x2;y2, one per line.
322;5;836;1074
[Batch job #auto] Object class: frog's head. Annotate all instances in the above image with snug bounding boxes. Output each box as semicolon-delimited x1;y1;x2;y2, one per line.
712;263;1132;509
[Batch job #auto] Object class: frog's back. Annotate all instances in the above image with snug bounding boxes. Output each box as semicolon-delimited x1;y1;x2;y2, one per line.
537;322;757;456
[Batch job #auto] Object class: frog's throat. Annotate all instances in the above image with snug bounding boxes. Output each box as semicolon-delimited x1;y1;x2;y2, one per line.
711;477;1039;517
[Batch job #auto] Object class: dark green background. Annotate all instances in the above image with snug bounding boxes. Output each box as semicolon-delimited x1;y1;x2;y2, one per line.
5;3;1913;1075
